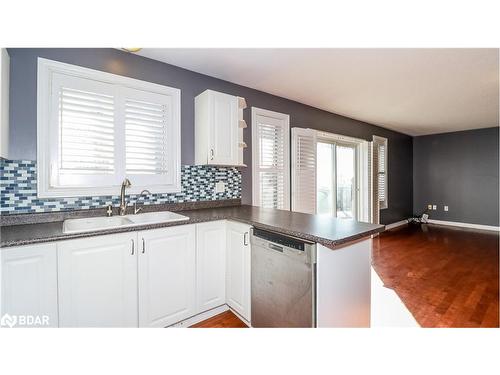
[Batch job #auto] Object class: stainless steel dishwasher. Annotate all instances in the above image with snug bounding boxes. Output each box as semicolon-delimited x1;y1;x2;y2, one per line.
250;228;316;327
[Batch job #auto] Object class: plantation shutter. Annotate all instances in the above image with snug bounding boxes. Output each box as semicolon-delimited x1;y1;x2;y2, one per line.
378;143;386;204
370;141;379;224
123;87;178;186
52;73;119;187
373;135;388;217
252;108;290;210
291;128;317;214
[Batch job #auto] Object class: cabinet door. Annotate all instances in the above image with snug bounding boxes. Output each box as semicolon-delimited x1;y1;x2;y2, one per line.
1;243;58;327
226;221;251;322
138;225;196;327
210;91;238;165
196;221;226;313
57;233;138;327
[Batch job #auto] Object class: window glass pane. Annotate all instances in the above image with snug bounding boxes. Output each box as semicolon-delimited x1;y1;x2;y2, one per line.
336;145;355;219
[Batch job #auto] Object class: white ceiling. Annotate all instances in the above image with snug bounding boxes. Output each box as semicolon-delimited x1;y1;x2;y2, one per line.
136;48;499;136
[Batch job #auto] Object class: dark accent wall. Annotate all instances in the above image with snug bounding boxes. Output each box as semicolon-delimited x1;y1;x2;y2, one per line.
7;48;413;224
413;127;499;226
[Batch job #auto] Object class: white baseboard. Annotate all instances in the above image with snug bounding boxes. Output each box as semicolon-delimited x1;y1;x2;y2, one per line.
228;307;251;327
168;305;229;328
427;219;500;232
385;220;408;230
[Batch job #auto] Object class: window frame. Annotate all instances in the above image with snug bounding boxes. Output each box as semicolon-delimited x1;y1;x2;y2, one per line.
37;58;181;198
251;107;290;210
315;131;368;219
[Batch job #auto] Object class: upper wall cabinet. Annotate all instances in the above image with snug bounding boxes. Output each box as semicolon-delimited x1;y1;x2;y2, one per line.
195;89;246;167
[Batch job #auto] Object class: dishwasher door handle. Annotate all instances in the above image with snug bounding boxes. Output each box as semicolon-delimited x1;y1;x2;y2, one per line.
268;243;284;252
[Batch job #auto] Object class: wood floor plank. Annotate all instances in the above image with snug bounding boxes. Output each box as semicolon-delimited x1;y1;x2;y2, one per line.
373;224;499;328
190;310;248;328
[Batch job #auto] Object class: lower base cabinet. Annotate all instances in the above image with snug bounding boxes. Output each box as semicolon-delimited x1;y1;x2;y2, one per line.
196;221;226;313
2;220;251;328
1;243;58;327
57;233;138;327
226;221;251;323
138;225;196;328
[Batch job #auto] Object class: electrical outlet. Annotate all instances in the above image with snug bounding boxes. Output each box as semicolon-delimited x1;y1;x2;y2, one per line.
215;181;226;193
428;204;432;210
432;205;437;210
444;205;449;211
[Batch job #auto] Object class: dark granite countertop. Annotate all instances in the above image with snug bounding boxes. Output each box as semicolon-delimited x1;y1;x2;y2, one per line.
0;205;384;249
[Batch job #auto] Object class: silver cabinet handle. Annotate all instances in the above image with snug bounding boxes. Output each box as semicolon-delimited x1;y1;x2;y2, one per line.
243;232;249;246
210;148;214;160
131;239;135;255
142;238;145;254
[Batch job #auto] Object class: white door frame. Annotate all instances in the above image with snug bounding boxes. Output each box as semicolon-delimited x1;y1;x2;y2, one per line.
315;131;369;221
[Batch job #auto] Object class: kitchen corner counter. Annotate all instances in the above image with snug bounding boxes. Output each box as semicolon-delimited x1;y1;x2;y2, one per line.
1;205;384;249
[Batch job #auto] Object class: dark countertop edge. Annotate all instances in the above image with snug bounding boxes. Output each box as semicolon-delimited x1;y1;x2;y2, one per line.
0;210;385;249
0;199;241;226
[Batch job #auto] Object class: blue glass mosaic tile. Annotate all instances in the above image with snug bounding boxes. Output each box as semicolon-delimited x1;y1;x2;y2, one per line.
0;159;241;214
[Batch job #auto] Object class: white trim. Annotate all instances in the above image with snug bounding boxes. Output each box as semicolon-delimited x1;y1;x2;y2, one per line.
228;306;251;327
37;57;181;198
313;129;370;221
384;220;408;230
168;304;251;328
0;48;10;159
168;304;229;328
426;219;500;232
251;107;290;209
316;130;365;145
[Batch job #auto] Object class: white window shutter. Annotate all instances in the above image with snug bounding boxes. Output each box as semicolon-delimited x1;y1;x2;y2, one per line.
59;87;115;174
50;73;120;188
38;58;182;197
122;87;180;189
125;98;168;175
369;141;380;224
251;108;290;210
372;135;388;223
291;128;317;214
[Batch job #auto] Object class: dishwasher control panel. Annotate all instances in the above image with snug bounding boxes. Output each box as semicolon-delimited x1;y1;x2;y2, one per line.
252;228;310;251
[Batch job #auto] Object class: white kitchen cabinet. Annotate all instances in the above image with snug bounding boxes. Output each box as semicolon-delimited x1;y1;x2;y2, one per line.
57;233;138;327
1;243;58;327
226;221;251;322
195;89;246;166
196;221;226;313
138;225;196;327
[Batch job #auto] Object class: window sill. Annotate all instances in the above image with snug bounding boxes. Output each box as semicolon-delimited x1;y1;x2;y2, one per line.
37;183;182;199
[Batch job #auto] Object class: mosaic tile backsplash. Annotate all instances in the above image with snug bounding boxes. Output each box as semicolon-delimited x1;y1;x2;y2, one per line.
0;159;242;214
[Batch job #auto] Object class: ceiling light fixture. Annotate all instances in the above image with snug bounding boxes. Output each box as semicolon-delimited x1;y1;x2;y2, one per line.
122;48;142;53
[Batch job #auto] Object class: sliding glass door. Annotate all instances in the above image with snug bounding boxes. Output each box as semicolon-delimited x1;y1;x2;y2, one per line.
317;141;357;219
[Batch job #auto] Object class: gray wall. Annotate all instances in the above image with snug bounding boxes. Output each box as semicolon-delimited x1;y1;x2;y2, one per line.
7;48;413;224
413;127;499;226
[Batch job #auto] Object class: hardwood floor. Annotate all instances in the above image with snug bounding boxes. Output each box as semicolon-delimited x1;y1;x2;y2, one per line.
372;224;499;328
193;224;498;328
190;310;248;328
